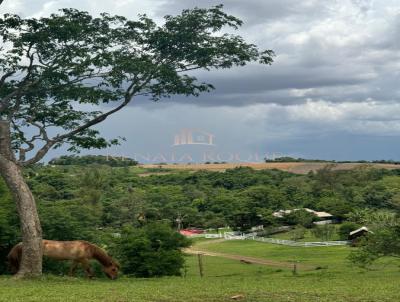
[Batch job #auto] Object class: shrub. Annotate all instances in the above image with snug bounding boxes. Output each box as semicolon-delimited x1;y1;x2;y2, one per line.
311;224;336;241
348;244;379;269
290;226;306;241
112;223;191;277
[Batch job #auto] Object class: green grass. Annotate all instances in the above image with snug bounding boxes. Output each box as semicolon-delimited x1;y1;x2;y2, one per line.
128;166;148;174
197;240;350;270
270;226;341;241
195;239;400;272
0;240;399;301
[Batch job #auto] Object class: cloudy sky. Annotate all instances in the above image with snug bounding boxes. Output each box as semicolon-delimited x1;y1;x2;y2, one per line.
2;0;400;162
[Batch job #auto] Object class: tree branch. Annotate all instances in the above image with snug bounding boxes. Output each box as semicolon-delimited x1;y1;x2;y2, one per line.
20;94;133;166
20;139;55;166
1;50;38;114
0;71;15;89
16;120;51;162
51;72;155;144
20;72;157;166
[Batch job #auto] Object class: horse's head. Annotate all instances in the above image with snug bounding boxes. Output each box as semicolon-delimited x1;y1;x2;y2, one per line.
103;261;120;280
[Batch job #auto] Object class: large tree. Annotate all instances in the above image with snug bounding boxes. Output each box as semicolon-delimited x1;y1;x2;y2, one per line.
0;6;273;277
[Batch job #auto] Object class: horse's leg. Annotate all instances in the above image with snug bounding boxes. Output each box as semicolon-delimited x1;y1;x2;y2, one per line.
68;260;79;277
81;259;94;279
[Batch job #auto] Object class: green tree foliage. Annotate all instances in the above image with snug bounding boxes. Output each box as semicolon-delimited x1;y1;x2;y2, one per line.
316;195;352;219
0;6;273;165
49;155;138;167
112;223;191;277
0;6;273;276
348;206;400;268
1;163;400;276
27;167;74;200
282;210;315;228
349;225;400;268
363;183;392;207
39;201;101;242
0;179;19;274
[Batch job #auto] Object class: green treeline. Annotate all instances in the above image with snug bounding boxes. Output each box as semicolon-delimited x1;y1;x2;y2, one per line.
1;164;400;275
49;155;138;167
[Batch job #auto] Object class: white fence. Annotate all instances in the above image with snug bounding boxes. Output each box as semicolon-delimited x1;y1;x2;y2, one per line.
205;233;223;239
222;232;349;247
251;236;349;247
223;232;259;240
186;231;349;247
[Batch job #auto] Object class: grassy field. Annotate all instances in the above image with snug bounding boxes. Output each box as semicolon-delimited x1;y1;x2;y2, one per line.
194;239;359;272
270;226;342;241
1;239;399;302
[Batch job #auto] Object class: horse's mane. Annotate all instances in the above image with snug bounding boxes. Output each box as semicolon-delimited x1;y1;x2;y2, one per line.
88;243;114;267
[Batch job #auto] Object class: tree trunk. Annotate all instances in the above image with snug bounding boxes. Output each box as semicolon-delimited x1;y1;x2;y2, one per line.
0;121;43;278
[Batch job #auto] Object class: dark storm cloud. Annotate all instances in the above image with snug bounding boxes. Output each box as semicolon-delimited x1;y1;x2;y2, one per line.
3;0;400;161
7;0;399;108
152;0;400;107
134;62;378;107
156;0;332;25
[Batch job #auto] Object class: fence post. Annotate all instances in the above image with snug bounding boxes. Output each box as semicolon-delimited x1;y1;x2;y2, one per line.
292;260;299;276
197;253;204;278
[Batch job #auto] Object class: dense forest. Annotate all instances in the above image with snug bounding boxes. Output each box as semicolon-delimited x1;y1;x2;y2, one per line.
1;163;400;274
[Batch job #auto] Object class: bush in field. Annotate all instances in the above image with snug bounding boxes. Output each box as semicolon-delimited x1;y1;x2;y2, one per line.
348;244;379;269
112;223;191;277
290;226;306;241
311;224;336;241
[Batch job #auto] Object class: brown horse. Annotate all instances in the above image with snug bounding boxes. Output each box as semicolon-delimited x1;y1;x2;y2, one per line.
7;240;120;279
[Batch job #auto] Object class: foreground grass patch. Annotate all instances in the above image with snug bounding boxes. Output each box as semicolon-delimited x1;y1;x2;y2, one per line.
1;241;399;301
1;269;399;302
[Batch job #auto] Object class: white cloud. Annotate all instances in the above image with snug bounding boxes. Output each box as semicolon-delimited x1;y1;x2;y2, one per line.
237;100;400;137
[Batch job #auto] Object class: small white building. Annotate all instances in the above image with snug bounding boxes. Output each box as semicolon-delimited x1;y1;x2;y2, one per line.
273;208;334;220
349;226;371;240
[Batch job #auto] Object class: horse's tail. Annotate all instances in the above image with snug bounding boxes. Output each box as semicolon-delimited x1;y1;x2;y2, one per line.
7;243;22;274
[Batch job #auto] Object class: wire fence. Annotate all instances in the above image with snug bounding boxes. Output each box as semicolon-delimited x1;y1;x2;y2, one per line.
201;232;350;247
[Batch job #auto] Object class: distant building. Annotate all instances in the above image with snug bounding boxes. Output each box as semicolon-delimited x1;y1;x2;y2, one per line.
273;208;334;221
313;220;334;225
349;226;371;241
251;225;264;231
